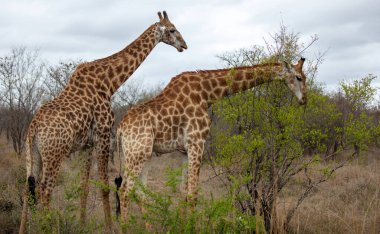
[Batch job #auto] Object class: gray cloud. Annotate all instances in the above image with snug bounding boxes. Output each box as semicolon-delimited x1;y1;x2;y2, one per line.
0;0;378;91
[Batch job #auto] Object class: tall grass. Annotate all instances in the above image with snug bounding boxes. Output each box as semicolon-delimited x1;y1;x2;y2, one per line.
281;150;380;234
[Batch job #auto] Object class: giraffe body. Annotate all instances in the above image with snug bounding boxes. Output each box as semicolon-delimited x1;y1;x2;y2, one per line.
19;11;187;234
117;59;307;222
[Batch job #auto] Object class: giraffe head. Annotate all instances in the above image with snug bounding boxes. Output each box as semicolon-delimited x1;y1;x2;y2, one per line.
156;11;188;52
281;58;307;105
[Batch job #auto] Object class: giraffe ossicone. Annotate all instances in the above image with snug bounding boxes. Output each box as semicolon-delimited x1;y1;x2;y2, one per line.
19;10;187;234
116;58;307;223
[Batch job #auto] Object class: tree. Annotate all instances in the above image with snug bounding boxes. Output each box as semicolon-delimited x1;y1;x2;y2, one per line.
338;74;378;154
210;24;324;232
0;47;45;155
208;24;378;233
340;74;377;115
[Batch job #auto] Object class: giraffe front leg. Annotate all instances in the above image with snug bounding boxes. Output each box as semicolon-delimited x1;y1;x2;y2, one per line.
79;149;92;223
186;142;204;206
185;117;210;207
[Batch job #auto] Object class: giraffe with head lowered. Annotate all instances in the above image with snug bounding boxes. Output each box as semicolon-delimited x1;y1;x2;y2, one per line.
116;58;307;222
19;11;187;233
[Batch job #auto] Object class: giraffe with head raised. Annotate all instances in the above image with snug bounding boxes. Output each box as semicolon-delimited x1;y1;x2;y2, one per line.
116;58;307;222
19;11;187;233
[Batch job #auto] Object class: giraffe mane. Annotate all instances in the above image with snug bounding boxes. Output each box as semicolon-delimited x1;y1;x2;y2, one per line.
92;24;158;63
180;63;281;76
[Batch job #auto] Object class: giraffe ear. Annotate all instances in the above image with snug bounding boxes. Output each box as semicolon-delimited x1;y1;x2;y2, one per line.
158;11;163;21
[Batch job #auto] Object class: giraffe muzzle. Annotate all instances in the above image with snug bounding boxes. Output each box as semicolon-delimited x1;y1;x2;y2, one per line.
178;43;188;52
298;96;307;105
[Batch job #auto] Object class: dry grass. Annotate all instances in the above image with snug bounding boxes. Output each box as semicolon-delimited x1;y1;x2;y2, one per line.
0;134;25;233
0;133;379;233
120;149;380;234
279;149;380;234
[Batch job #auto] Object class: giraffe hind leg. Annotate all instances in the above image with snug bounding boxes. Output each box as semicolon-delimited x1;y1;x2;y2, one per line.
120;147;152;224
39;147;67;207
19;176;37;234
119;123;154;225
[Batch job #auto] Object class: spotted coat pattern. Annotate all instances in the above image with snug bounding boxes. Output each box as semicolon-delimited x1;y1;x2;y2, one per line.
117;59;307;222
19;11;187;234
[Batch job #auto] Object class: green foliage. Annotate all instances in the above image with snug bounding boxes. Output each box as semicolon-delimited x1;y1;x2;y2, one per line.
208;79;320;233
301;87;341;154
164;163;186;193
211;82;306;190
121;166;266;234
337;75;379;154
211;73;379;231
344;113;374;151
340;74;377;111
373;121;380;145
30;207;101;234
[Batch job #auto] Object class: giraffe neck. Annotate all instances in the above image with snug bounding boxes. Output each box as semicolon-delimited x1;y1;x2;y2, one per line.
195;64;283;106
105;23;160;94
68;23;159;97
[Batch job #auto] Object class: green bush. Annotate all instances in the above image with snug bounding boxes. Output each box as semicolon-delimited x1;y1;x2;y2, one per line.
121;166;266;234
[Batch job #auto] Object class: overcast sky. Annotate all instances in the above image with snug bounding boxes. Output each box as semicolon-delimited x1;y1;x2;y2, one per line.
0;0;379;92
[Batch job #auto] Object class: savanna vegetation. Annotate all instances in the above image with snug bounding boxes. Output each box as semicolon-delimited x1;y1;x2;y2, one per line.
0;24;379;233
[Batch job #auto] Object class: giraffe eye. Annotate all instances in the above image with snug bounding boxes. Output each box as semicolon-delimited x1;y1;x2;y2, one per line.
169;29;176;33
296;76;302;81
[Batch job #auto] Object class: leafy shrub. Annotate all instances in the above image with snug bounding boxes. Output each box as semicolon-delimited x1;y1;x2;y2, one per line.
120;166;266;234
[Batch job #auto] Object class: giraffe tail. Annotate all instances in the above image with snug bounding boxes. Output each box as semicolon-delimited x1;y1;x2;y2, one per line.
114;128;123;217
25;127;40;204
19;127;40;234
